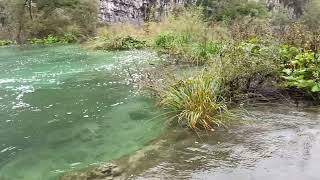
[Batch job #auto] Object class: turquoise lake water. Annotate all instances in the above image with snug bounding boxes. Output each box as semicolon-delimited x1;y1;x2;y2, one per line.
0;45;164;180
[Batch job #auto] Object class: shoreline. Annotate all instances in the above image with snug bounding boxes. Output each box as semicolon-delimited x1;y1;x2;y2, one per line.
60;99;319;180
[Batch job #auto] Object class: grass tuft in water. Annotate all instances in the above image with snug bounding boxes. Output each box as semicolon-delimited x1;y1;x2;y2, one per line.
160;74;231;130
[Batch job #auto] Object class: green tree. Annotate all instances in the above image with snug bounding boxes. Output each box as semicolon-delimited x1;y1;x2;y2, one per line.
0;0;98;42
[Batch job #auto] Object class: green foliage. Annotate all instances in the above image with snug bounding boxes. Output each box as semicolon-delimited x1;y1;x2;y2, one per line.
151;9;230;64
89;8;224;58
154;32;222;64
44;35;60;44
188;42;222;62
149;39;281;130
211;40;280;95
160;74;231;130
281;45;320;93
154;32;189;50
0;0;97;42
28;33;78;45
86;24;150;51
0;40;15;46
198;0;268;22
154;32;189;54
61;32;78;43
92;36;148;51
118;36;148;50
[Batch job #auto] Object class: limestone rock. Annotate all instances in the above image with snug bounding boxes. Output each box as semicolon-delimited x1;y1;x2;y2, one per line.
99;0;189;24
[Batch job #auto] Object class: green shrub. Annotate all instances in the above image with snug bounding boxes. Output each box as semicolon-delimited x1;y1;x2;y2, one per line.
151;8;225;64
154;32;222;64
154;32;189;55
119;36;148;50
27;33;78;45
92;35;148;51
281;45;320;94
154;32;187;50
44;35;60;44
0;40;14;46
160;74;231;130
61;33;78;43
188;42;222;62
211;41;280;96
0;0;97;42
28;38;44;44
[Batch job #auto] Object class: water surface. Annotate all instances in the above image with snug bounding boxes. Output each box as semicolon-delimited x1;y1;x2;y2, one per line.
0;45;164;180
127;104;320;180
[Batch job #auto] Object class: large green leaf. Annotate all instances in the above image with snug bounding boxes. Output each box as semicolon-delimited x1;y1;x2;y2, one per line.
296;79;315;88
311;84;320;92
282;68;292;75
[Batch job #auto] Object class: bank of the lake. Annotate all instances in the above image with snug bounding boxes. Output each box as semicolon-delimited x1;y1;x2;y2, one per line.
63;103;320;180
131;103;320;179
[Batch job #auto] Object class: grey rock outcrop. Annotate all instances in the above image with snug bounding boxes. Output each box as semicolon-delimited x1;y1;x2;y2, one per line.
99;0;189;24
99;0;311;24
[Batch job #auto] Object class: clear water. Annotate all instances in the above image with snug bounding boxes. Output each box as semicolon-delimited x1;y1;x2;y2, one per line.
127;104;320;180
0;45;164;180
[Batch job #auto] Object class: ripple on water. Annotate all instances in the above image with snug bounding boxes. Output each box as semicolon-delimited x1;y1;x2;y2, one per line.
124;104;320;180
0;79;15;84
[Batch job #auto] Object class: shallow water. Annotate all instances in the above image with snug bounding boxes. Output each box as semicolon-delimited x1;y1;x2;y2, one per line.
0;45;164;180
128;104;320;180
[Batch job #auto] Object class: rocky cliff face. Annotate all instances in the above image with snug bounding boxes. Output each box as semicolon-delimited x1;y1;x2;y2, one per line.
99;0;310;24
99;0;189;24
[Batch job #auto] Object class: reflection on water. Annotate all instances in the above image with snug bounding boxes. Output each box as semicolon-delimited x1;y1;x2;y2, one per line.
0;45;164;180
128;104;320;180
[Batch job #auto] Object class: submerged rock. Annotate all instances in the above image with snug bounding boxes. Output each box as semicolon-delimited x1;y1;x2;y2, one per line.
61;163;123;180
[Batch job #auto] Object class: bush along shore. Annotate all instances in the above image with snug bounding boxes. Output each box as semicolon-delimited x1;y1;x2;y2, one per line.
85;2;320;131
0;33;78;46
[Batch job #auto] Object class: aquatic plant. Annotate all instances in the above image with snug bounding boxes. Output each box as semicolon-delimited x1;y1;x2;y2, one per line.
160;74;231;130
